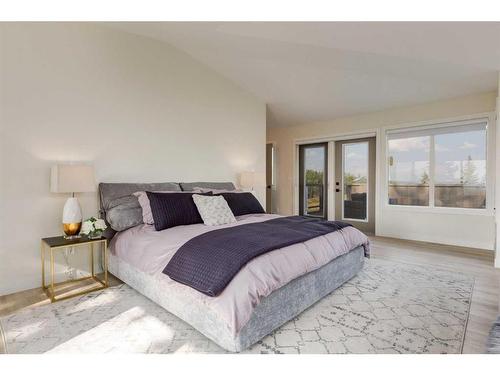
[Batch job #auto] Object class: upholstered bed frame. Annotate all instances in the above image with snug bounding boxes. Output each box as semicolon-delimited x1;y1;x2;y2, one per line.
98;182;364;352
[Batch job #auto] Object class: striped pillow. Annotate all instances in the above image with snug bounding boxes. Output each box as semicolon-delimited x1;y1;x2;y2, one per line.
146;191;212;231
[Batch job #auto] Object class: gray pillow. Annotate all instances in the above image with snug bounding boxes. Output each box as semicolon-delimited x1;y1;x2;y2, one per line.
180;182;236;191
106;196;143;232
194;187;243;194
99;182;181;232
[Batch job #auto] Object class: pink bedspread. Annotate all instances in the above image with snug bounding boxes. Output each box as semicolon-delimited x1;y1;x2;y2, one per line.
110;214;369;335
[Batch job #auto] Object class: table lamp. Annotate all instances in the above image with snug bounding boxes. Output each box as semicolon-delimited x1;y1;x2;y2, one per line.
239;171;265;191
50;164;96;238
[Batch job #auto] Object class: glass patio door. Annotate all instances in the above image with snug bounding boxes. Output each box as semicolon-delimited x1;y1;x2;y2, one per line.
299;143;328;218
334;137;376;234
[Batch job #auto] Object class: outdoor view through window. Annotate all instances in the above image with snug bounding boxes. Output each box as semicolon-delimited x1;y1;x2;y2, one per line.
388;123;487;209
388;135;430;206
343;142;368;220
304;146;325;216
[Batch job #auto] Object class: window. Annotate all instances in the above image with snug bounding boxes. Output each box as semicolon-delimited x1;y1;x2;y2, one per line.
388;136;430;206
299;143;328;218
387;120;487;209
434;129;487;208
343;142;369;220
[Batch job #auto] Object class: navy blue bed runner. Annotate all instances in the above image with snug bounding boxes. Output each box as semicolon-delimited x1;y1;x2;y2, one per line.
163;216;352;297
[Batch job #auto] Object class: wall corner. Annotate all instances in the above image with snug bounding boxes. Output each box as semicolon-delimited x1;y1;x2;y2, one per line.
495;72;500;268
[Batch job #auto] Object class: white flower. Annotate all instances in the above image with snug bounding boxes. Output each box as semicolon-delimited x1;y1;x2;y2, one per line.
80;220;93;235
94;219;107;231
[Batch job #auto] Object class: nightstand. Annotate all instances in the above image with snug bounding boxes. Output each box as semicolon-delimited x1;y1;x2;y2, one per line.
41;236;108;302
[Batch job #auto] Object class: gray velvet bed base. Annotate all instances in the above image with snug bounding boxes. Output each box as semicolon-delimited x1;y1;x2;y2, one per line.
109;246;364;352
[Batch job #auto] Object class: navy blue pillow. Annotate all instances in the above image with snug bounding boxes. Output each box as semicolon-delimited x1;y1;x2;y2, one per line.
147;192;212;231
217;192;265;216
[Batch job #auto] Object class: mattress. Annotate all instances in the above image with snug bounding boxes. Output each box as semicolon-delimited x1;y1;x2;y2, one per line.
109;246;365;352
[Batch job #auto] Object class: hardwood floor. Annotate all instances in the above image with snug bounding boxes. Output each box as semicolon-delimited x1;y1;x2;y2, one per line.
369;236;500;353
0;237;499;354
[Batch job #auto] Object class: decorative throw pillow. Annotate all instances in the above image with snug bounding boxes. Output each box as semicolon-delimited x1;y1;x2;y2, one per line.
146;191;212;231
216;192;265;216
134;190;202;225
192;194;237;226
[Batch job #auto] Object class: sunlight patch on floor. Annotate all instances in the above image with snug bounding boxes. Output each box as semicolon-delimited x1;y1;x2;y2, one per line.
64;291;119;315
46;306;175;353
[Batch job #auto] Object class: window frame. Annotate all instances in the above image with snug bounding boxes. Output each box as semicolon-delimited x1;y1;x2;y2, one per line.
384;117;493;216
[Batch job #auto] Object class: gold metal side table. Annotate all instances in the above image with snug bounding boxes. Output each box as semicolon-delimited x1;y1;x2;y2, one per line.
41;235;108;302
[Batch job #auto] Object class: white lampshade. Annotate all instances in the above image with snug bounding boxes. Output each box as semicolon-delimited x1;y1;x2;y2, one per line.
239;172;255;189
50;164;96;193
239;171;265;189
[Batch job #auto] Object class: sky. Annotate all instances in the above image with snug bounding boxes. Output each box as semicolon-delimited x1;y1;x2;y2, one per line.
344;142;368;178
304;143;369;176
389;130;486;184
304;147;325;171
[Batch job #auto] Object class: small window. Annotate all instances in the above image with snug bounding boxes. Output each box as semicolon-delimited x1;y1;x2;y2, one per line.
434;129;486;209
388;136;430;206
387;120;487;209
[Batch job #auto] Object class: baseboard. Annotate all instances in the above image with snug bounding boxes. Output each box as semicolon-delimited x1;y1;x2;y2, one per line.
376;227;494;251
374;234;495;259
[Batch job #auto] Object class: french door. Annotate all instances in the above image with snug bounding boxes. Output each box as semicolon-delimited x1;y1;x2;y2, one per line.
334;137;376;234
299;143;328;219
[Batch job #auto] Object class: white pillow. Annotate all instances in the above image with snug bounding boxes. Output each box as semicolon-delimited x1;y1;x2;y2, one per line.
192;194;237;226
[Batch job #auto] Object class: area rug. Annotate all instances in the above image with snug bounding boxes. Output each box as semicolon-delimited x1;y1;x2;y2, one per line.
0;257;474;354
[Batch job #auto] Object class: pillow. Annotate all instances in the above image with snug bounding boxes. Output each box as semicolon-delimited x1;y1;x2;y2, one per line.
147;191;212;231
134;190;202;225
105;195;143;232
192;194;237;226
180;182;236;191
193;187;244;194
216;192;265;216
106;199;143;232
99;182;181;231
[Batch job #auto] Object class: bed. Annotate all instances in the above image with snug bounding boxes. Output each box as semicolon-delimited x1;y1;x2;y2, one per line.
99;182;369;352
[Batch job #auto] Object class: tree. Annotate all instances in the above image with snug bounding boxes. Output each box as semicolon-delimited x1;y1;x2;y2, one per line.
305;169;323;185
344;173;367;185
462;155;478;185
420;171;429;185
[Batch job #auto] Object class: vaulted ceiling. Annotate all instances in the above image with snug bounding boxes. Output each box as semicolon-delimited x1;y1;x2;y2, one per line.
111;22;500;127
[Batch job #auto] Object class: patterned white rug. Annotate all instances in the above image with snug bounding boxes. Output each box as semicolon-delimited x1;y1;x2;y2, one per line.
0;258;474;354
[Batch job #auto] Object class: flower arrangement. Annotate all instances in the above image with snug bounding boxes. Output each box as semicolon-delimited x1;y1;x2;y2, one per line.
80;217;107;239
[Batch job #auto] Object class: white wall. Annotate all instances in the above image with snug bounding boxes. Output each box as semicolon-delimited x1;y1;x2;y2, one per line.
0;23;266;295
268;92;497;251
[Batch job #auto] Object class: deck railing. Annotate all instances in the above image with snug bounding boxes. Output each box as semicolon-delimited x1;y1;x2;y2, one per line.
388;184;485;208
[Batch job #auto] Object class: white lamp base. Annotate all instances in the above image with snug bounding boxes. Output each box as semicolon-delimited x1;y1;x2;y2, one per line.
62;197;82;238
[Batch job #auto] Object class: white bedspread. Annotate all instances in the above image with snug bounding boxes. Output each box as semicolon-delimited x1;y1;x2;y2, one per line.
110;214;369;336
